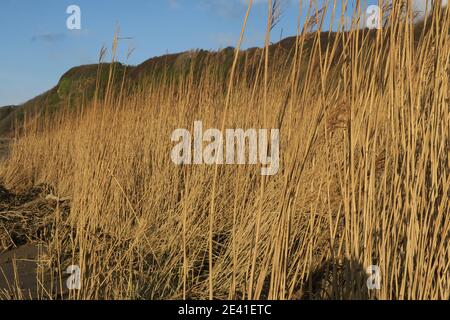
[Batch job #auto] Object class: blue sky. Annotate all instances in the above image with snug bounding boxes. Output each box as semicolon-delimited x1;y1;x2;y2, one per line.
0;0;432;106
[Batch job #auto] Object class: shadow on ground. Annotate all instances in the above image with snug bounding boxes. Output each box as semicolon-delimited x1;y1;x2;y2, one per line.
0;184;70;299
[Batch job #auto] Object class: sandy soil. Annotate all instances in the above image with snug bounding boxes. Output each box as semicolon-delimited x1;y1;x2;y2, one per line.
0;244;48;299
0;181;71;299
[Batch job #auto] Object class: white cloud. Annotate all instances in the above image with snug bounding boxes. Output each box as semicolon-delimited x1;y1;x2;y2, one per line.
412;0;448;19
168;0;181;9
378;1;448;22
413;0;432;16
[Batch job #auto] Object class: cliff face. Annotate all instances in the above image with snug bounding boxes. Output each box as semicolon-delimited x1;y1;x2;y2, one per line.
0;30;356;137
2;10;446;137
0;45;260;136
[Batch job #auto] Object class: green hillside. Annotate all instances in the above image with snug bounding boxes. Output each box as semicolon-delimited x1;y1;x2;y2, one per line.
0;20;432;136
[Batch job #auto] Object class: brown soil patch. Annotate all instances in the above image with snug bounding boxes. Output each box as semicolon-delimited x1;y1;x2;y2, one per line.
0;184;70;299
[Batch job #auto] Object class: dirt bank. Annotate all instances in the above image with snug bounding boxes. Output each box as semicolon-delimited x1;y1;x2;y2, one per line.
0;184;70;299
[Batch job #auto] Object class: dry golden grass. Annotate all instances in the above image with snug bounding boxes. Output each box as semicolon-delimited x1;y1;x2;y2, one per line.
0;1;448;300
